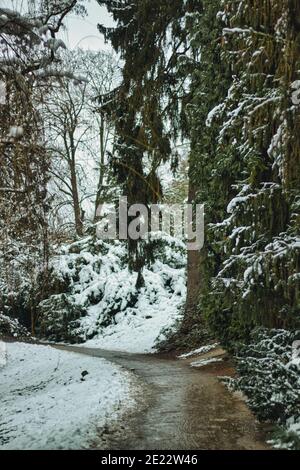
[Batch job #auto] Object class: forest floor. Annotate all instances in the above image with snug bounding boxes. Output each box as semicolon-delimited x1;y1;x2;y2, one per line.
54;344;272;450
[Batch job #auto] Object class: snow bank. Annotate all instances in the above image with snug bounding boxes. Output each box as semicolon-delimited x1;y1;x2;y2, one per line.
178;343;219;359
190;357;223;368
0;342;134;450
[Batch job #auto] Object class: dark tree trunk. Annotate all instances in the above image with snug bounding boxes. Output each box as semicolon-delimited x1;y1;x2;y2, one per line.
70;157;83;237
94;113;105;221
182;178;203;332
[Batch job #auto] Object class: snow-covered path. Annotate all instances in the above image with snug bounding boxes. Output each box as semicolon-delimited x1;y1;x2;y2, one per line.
0;342;135;449
1;341;271;450
55;344;271;450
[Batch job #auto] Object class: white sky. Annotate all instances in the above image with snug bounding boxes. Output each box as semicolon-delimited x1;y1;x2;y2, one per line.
59;0;115;51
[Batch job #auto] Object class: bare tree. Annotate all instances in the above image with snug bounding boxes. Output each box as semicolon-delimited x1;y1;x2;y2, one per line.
80;51;119;219
0;0;86;332
0;1;87;96
42;49;118;236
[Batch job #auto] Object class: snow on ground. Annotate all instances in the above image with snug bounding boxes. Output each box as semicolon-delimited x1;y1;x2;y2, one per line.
190;357;223;368
0;342;135;450
178;343;219;359
83;304;182;354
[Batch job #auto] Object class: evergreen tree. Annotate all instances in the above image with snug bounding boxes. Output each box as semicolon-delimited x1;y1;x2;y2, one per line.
197;0;300;346
97;0;201;280
181;0;238;341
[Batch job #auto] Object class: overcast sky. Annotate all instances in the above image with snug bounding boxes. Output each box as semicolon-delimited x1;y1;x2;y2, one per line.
59;0;115;51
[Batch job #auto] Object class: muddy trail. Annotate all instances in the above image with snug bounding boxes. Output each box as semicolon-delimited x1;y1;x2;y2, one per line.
54;344;270;450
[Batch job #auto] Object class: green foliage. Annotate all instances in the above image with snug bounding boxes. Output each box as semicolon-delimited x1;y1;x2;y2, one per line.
103;1;300;348
0;314;30;339
97;0;201;272
185;0;238;338
150;234;186;269
37;294;87;343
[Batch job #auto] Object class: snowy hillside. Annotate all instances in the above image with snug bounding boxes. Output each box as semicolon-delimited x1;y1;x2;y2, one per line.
38;235;186;353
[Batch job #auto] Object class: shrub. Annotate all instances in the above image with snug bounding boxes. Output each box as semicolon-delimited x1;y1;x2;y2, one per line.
0;314;30;339
228;328;300;449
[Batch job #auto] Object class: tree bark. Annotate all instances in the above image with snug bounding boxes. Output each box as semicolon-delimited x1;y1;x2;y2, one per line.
94;113;105;221
70;168;83;236
182;175;203;332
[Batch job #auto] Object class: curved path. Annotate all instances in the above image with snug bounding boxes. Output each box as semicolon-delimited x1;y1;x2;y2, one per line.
54;345;270;450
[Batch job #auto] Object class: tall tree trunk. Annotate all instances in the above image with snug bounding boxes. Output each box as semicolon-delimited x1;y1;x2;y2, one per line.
182;178;203;333
94;113;105;221
70;157;83;237
69;130;83;237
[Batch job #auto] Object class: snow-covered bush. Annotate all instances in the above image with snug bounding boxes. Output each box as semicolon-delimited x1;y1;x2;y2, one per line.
0;240;35;319
150;233;187;269
37;294;87;343
228;328;300;449
0;314;30;339
36;235;186;348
